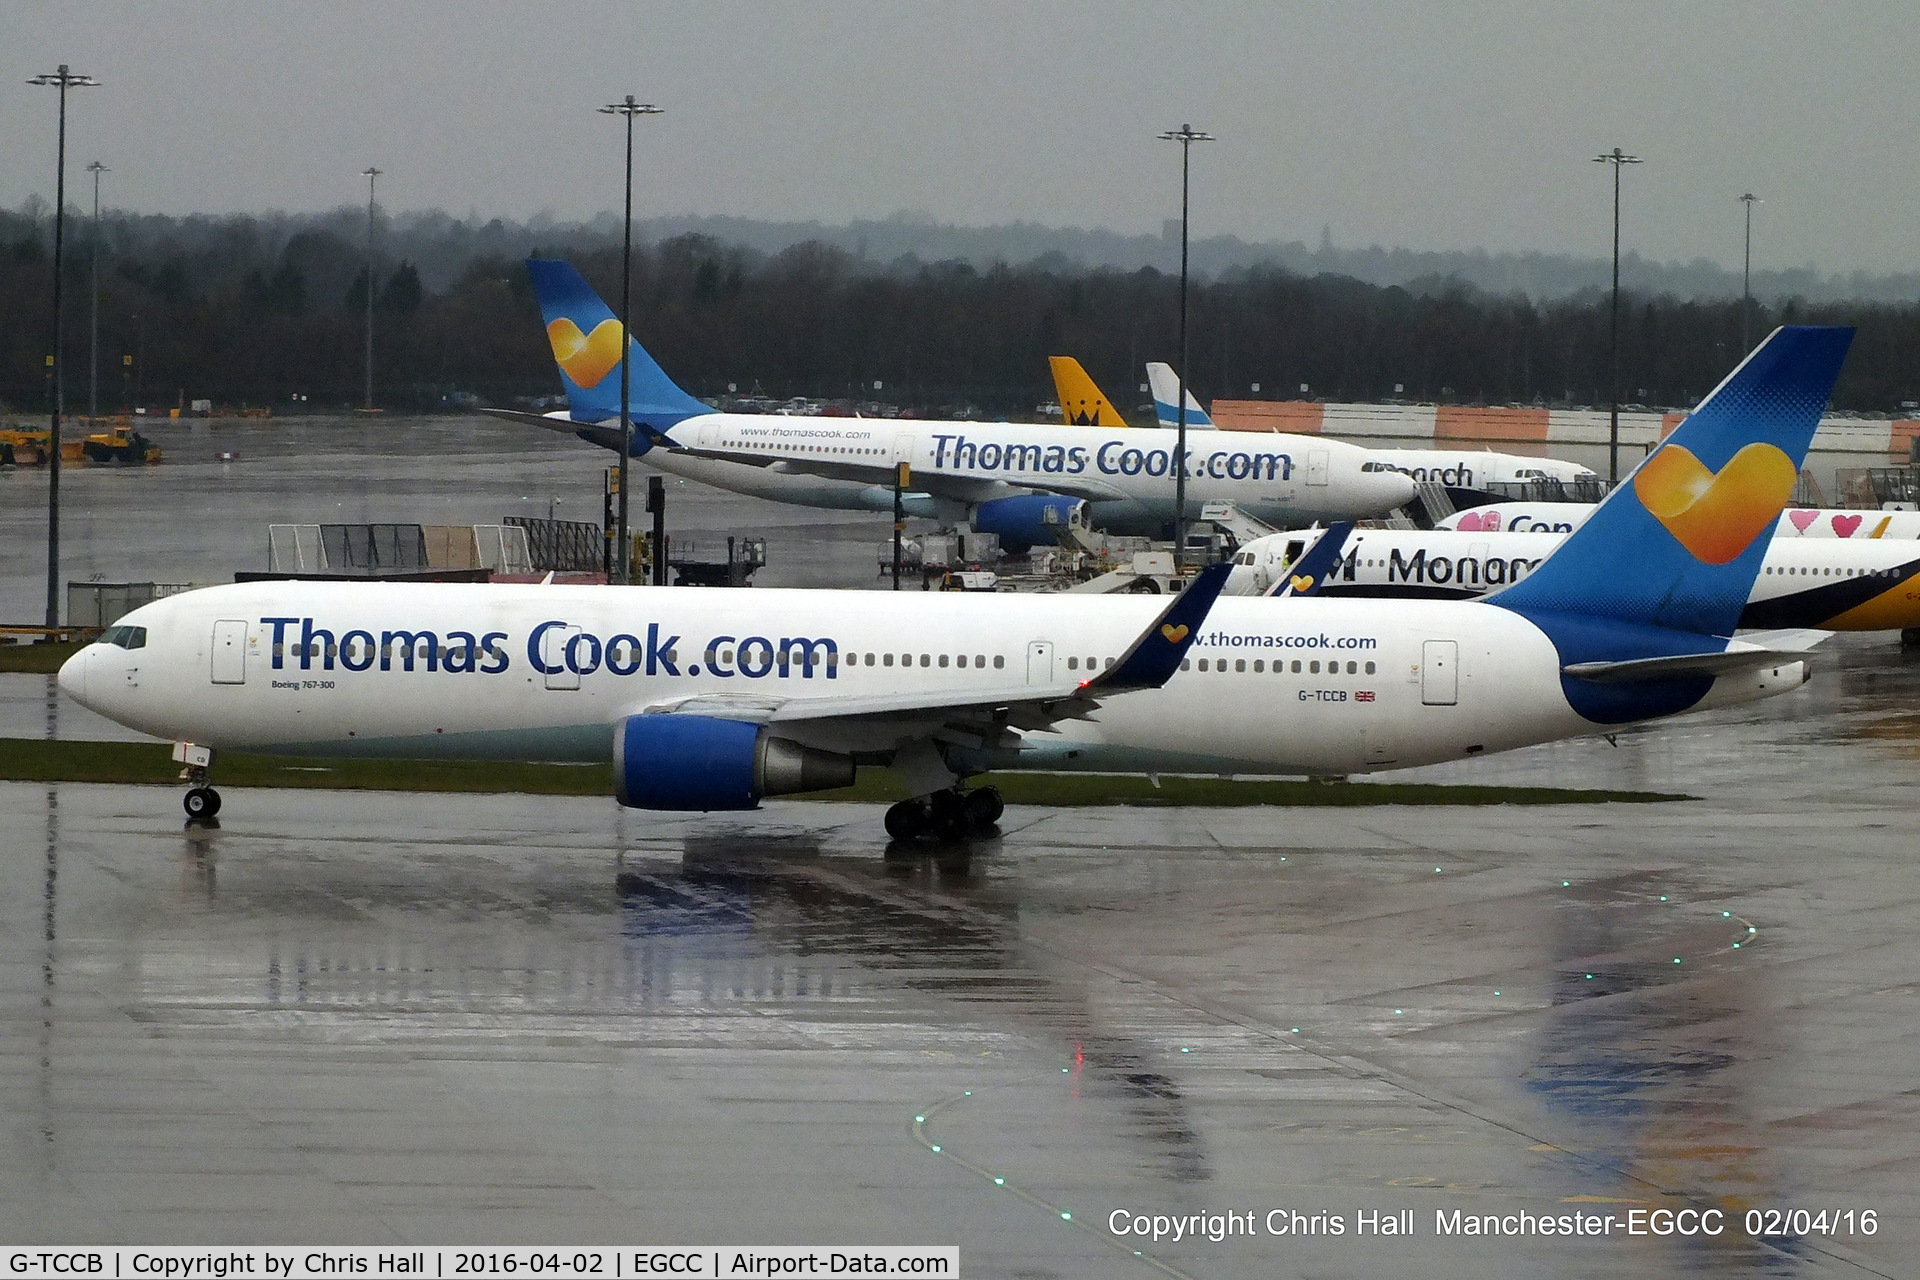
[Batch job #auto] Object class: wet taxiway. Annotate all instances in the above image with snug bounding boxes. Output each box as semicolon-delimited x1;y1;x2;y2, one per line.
0;413;896;621
2;637;1918;1277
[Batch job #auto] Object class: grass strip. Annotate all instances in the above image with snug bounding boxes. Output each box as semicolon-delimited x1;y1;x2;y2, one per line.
0;738;1685;806
0;642;84;674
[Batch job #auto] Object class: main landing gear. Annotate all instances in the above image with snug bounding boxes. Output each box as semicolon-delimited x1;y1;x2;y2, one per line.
884;786;1004;842
175;742;222;823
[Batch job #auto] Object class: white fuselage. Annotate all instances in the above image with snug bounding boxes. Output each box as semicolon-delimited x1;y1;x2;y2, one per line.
62;581;1804;781
1363;449;1596;490
1439;502;1920;539
1225;528;1920;631
644;413;1415;532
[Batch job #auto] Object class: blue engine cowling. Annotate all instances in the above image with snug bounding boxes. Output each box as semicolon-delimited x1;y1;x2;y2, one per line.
613;714;856;811
971;494;1086;552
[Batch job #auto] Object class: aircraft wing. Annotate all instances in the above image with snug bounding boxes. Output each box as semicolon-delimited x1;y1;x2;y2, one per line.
634;564;1233;740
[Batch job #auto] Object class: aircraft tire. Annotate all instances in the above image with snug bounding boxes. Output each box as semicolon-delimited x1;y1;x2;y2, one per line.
184;787;218;820
964;787;1004;830
884;799;928;841
928;789;970;841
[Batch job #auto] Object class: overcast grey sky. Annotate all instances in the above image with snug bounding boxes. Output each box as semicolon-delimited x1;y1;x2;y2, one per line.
5;1;1916;274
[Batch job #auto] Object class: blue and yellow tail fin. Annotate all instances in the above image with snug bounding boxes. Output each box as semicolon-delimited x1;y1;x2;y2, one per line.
1491;326;1852;637
525;259;712;427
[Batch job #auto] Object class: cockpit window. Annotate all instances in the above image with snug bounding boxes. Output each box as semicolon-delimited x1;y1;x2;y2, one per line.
98;625;147;650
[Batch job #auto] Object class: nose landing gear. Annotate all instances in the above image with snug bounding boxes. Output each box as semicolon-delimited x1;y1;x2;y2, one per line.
184;786;222;820
174;742;222;824
884;785;1004;842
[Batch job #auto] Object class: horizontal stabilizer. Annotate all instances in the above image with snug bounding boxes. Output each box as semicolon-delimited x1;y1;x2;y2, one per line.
1562;647;1811;684
1734;627;1833;652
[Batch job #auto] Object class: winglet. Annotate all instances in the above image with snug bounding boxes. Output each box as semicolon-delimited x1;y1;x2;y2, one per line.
1269;523;1355;597
1086;562;1234;693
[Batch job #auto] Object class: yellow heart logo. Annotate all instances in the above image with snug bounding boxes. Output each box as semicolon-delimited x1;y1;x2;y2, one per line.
1160;624;1189;643
546;317;626;389
1289;574;1315;594
1632;441;1797;565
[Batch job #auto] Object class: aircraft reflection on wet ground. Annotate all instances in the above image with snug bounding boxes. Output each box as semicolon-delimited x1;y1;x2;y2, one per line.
2;641;1920;1273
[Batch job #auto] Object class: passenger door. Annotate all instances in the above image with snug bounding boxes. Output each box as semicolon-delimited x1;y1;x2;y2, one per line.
1026;640;1054;685
211;620;248;685
1306;449;1330;487
543;624;583;690
1421;639;1458;706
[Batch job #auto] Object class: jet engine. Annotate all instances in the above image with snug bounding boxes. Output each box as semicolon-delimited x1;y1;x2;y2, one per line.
613;714;855;811
970;494;1086;552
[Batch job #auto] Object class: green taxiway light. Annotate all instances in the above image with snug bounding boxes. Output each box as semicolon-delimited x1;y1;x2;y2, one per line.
994;1178;1005;1186
964;1091;971;1096
1289;1027;1299;1033
1180;1046;1190;1053
1733;943;1741;948
930;1144;941;1152
1061;1212;1072;1221
1585;974;1593;980
1494;990;1501;996
915;1115;925;1122
1563;881;1571;887
1660;896;1668;901
1394;1009;1403;1015
1723;911;1732;917
1673;958;1682;964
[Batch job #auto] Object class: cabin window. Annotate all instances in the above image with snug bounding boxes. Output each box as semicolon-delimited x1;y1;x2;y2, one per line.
994;655;1005;669
939;654;949;668
865;653;876;666
883;653;894;667
1084;655;1095;669
1235;659;1246;673
1254;660;1264;672
1067;657;1078;670
920;654;930;667
1181;659;1191;671
1105;657;1114;669
1365;661;1376;675
1291;660;1302;673
1197;658;1209;671
975;655;985;667
1310;660;1320;674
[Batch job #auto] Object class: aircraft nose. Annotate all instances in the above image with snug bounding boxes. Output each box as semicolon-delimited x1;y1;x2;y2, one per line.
1382;471;1418;507
57;645;89;706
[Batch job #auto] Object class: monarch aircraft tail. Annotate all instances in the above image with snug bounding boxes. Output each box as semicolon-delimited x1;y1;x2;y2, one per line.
1145;362;1215;429
1049;357;1130;427
524;259;713;429
1488;325;1855;722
